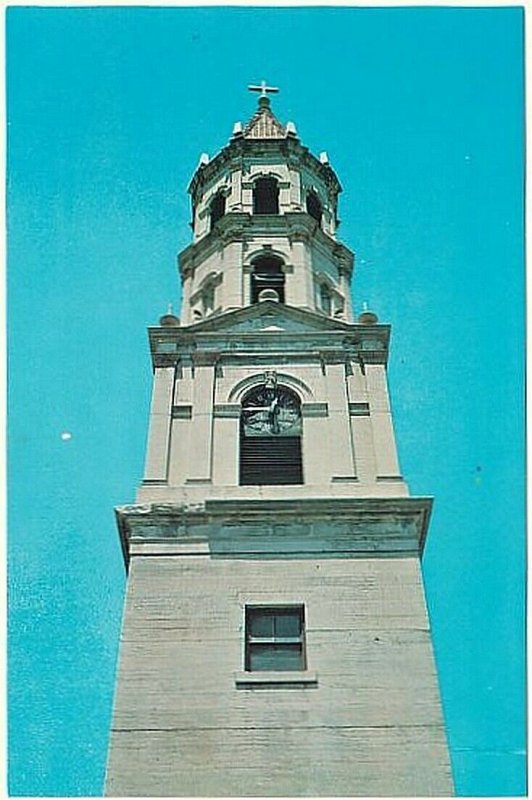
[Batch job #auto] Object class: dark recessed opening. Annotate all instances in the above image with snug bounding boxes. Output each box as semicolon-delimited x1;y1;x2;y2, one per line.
253;178;279;215
306;191;322;224
251;256;285;304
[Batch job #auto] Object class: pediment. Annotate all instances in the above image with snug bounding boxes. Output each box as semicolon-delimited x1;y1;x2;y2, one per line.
184;302;354;336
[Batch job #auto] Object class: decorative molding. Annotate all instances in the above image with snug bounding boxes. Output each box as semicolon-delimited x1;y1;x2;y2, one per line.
227;371;314;403
213;403;240;418
301;402;328;418
172;405;193;420
349;402;370;417
154;340;178;354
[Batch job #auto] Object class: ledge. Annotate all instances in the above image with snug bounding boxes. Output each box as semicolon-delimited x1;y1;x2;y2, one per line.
234;670;318;688
116;496;433;571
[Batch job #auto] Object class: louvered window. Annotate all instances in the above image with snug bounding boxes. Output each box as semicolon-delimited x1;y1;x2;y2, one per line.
240;385;303;485
240;436;302;485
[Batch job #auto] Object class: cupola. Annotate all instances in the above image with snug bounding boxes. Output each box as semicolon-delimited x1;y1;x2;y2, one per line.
178;86;354;325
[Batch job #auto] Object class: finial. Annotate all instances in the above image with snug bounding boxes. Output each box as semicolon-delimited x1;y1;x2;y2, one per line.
159;303;180;327
248;80;279;103
286;121;297;136
319;151;329;164
358;304;379;325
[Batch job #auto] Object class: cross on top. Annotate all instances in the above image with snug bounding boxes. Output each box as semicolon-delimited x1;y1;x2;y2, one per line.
248;80;279;98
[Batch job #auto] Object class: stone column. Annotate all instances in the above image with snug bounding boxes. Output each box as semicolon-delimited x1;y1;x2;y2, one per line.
228;169;242;211
212;413;240;485
326;363;357;481
185;361;215;484
338;266;353;321
289;235;312;307
365;363;401;479
289;167;301;209
180;270;192;325
143;367;175;482
168;359;194;486
346;362;376;483
221;240;243;310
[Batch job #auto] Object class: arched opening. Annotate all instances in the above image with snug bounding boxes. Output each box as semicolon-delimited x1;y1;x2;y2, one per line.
251;256;285;304
210;192;226;229
306;190;322;224
253;178;279;215
240;384;303;485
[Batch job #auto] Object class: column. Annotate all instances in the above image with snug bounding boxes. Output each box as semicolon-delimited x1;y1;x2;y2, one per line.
221;240;243;310
168;359;194;486
346;362;376;483
326;363;357;481
143;367;175;482
185;361;215;484
365;363;401;479
288;237;312;307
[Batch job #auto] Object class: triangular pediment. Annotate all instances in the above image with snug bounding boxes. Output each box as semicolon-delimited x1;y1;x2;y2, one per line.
182;302;355;335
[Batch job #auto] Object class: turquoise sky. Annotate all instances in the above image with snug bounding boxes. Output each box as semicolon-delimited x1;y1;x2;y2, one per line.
7;6;525;796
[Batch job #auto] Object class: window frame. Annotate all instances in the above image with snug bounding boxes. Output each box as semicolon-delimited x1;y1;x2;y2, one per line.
244;605;306;673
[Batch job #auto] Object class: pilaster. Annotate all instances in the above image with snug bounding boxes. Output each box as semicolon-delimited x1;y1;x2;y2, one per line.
143;367;175;483
185;360;215;484
366;363;402;480
325;362;357;481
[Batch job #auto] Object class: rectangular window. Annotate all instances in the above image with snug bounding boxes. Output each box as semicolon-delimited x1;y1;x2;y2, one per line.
245;606;306;672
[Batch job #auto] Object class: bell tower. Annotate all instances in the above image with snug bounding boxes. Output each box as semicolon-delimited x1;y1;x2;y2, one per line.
105;87;454;797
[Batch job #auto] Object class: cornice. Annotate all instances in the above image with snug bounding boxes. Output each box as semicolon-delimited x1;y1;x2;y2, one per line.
147;321;391;368
115;496;433;570
178;212;354;276
188;136;342;201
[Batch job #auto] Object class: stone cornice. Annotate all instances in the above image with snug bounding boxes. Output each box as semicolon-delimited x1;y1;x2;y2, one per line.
188;136;342;201
178;212;353;277
147;322;391;368
115;496;433;570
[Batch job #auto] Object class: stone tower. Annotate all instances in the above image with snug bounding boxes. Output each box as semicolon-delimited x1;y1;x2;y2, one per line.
105;87;454;797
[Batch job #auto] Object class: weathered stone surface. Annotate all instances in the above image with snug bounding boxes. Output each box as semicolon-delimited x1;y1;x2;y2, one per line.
106;95;453;798
105;555;453;796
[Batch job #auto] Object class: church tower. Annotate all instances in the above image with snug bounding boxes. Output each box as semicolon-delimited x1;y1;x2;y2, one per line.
105;86;454;797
